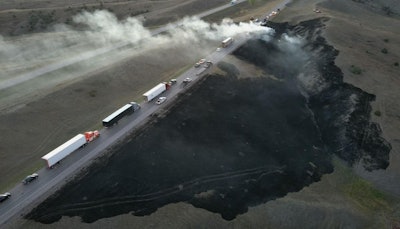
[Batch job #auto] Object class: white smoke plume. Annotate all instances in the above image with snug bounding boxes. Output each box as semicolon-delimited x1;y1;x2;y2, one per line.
72;10;152;45
276;33;328;97
0;10;274;92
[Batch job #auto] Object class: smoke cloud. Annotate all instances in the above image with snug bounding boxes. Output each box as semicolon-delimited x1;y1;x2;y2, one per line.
72;10;152;45
0;10;274;113
0;10;273;90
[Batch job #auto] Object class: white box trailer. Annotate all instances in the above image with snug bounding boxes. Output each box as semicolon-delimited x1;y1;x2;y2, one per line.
222;37;233;47
143;83;167;102
102;104;133;127
42;134;87;168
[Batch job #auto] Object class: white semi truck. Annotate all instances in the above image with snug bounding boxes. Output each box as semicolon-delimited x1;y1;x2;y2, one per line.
222;37;233;48
143;83;167;102
41;131;100;168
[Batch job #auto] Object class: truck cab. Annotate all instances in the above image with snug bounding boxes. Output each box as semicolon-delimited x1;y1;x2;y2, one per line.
130;102;141;111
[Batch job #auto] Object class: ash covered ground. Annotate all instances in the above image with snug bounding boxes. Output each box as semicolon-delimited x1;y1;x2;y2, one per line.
27;18;391;224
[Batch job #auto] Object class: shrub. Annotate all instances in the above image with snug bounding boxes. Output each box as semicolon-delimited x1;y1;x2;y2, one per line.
350;65;362;75
381;48;388;54
382;6;393;16
88;90;97;97
383;38;389;43
374;110;381;117
394;62;399;67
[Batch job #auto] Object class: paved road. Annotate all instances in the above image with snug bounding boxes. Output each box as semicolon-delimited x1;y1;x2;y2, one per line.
0;0;291;226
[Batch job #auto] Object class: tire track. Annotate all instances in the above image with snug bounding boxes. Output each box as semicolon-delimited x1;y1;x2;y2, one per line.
37;165;285;219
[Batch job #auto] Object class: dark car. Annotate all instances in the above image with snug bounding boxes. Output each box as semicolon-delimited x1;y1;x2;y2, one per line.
170;79;177;85
203;61;213;68
22;173;39;184
0;192;11;203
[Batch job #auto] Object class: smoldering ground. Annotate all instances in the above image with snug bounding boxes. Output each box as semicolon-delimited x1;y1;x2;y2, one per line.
28;70;332;224
26;18;390;224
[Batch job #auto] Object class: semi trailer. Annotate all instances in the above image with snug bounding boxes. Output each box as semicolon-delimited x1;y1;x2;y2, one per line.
102;102;141;127
222;37;233;48
41;131;100;168
143;83;167;102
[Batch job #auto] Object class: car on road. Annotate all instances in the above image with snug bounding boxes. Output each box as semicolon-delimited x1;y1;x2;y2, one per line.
155;97;167;105
0;193;11;203
22;173;39;184
183;78;192;84
194;58;206;68
203;61;213;68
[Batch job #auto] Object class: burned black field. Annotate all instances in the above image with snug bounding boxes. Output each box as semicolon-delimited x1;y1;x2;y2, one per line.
27;19;391;224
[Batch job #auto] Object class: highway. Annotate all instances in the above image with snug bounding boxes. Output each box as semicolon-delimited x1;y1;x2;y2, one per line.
0;0;290;227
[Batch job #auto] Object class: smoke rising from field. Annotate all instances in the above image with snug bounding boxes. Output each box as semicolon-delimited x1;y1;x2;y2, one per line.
72;10;152;45
0;10;273;87
275;33;330;96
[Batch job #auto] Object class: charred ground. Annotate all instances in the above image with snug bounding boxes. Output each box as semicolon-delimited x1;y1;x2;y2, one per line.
26;18;391;224
239;18;392;171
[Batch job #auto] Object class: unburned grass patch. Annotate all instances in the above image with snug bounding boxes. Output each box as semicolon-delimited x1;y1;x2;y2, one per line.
349;65;363;75
333;159;393;213
344;178;390;211
202;0;274;23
